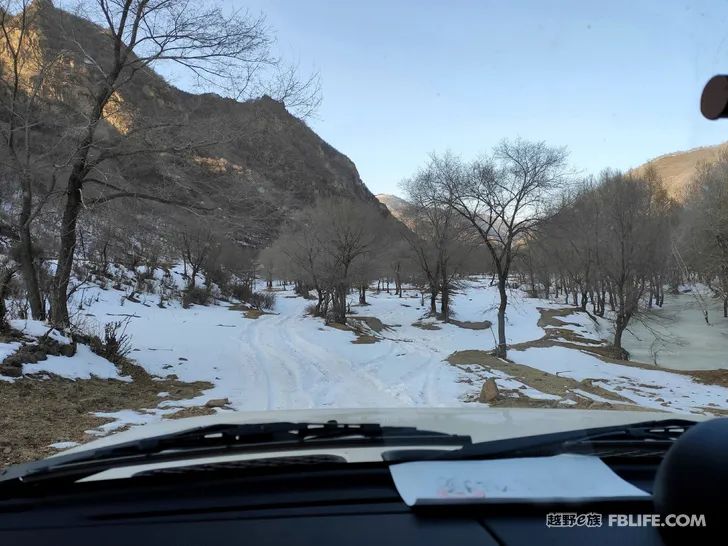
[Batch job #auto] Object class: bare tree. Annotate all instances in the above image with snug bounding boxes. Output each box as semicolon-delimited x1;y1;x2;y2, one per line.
44;0;319;326
265;199;383;324
594;170;674;356
0;0;67;319
679;151;728;318
401;166;472;321
0;255;17;330
428;141;568;356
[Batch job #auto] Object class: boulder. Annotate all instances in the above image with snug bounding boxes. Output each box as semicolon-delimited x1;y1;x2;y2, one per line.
32;349;47;361
478;378;500;403
59;343;76;357
0;364;22;377
205;398;231;408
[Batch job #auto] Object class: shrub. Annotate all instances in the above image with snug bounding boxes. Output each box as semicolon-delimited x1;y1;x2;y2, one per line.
84;320;132;363
182;286;211;308
249;291;276;311
229;281;253;302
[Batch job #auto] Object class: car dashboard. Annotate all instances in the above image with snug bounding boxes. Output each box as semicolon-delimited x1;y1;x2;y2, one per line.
0;461;673;546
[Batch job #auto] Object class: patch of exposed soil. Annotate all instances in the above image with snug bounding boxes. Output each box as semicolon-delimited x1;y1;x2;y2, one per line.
0;359;212;467
162;406;217;420
351;316;388;333
448;319;492;330
446;349;640;411
412;321;441;331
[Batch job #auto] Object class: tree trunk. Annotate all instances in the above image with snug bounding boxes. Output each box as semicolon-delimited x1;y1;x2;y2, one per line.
51;172;84;327
332;283;347;323
359;284;367;305
18;177;45;320
613;313;631;360
528;268;536;297
495;277;508;358
189;266;198;289
440;276;450;323
613;316;624;348
18;225;44;320
724;297;727;319
429;287;438;315
0;268;16;331
580;291;588;311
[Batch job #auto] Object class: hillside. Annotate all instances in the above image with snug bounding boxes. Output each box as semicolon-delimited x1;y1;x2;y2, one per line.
375;194;411;222
632;142;728;200
0;1;384;245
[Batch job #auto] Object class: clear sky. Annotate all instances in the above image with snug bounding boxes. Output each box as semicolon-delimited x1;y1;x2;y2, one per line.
206;0;728;196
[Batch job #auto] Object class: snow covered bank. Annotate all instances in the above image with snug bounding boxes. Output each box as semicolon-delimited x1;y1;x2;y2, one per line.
510;346;728;414
622;293;728;371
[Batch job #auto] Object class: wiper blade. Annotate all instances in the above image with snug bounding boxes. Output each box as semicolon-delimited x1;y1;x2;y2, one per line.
0;421;470;486
420;419;695;462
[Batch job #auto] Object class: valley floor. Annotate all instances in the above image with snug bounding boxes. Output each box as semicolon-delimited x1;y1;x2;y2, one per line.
3;277;728;464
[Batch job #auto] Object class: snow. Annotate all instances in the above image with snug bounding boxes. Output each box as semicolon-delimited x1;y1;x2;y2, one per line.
61;279;562;418
88;409;176;435
622;294;728;371
510;346;728;414
545;312;611;343
23;344;131;381
49;441;80;450
0;341;21;382
7;274;728;436
9;319;71;344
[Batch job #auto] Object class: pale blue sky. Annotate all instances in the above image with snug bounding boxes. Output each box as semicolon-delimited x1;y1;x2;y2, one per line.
204;0;728;196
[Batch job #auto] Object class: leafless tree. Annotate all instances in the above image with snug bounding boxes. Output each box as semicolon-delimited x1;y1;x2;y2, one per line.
679;151;728;318
43;0;320;326
0;254;17;329
265;199;383;324
401;164;473;322
427;141;568;356
594;171;674;355
0;0;68;319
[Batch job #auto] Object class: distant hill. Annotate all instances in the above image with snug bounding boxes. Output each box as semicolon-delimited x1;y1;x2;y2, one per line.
375;194;411;222
632;142;728;200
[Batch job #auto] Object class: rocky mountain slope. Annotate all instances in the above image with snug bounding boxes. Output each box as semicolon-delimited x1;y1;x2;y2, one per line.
0;1;384;245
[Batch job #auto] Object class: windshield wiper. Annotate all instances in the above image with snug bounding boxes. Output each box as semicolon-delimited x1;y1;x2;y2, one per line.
384;419;695;463
0;421;471;486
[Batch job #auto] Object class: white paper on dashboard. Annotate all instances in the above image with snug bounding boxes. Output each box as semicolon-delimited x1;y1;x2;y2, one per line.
389;453;650;506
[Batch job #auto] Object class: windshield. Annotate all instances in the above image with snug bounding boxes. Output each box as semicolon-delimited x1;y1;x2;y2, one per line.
1;0;727;467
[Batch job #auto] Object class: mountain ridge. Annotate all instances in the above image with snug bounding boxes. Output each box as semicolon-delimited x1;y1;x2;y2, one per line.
632;141;728;200
0;1;385;246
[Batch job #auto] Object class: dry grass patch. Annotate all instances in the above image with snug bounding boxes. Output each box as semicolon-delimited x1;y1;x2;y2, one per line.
327;322;352;332
163;406;217;420
228;303;272;319
351;335;379;344
0;360;212;467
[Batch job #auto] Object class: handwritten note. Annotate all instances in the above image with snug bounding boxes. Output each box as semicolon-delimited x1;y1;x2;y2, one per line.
389;454;650;506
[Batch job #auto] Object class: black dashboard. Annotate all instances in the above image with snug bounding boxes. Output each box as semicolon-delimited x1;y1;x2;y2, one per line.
0;462;678;546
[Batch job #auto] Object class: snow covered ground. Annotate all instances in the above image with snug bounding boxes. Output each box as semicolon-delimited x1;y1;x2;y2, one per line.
511;346;728;413
622;291;728;371
6;277;728;438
